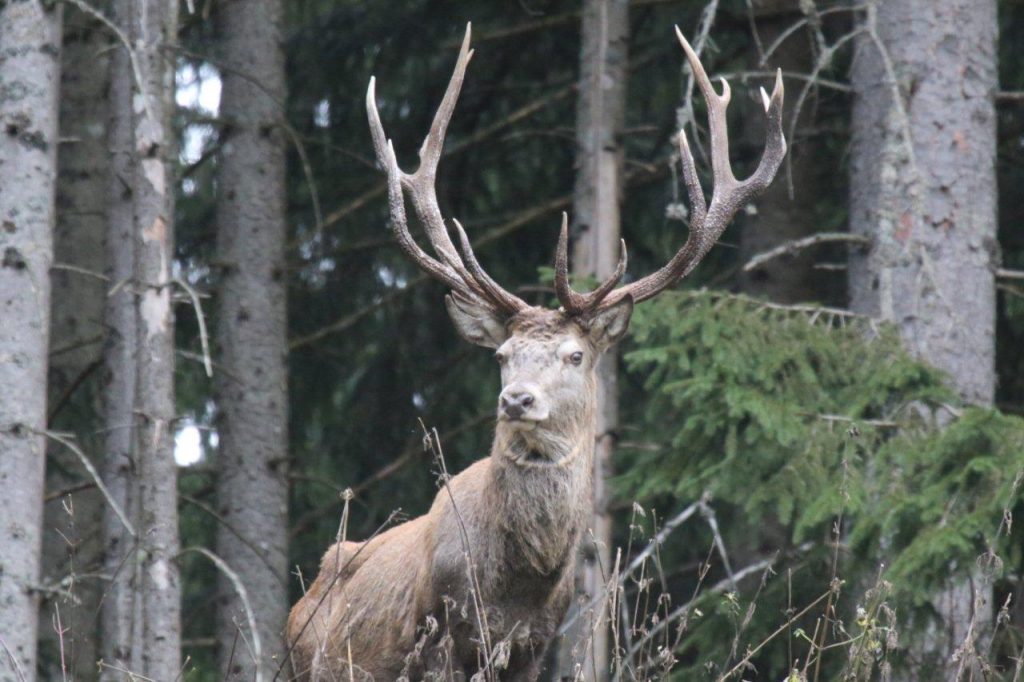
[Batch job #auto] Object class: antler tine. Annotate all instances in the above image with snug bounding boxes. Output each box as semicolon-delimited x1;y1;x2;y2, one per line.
554;214;587;313
452;220;527;314
400;23;474;274
594;27;786;311
554;213;628;315
367;105;468;291
366;24;527;313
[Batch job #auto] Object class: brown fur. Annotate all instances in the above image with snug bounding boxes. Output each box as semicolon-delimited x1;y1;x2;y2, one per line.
286;307;627;681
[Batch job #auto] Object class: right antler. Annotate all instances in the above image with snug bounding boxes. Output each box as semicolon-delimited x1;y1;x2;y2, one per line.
366;24;528;316
554;26;787;315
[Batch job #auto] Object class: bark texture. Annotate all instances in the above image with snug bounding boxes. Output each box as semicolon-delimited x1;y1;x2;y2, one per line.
39;7;110;679
0;0;61;676
213;0;290;677
849;0;998;404
848;0;998;664
557;1;629;679
100;0;140;675
126;0;182;676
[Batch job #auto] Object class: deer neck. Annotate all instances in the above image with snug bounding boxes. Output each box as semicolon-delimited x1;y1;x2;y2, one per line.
485;406;596;577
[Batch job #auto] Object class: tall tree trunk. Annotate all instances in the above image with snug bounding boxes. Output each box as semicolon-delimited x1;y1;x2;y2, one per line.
127;0;181;676
39;6;110;679
557;1;629;679
0;1;62;677
100;0;140;675
848;0;998;669
213;0;290;677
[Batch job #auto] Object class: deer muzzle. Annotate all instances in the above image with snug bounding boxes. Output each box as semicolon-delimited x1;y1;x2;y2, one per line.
498;383;548;424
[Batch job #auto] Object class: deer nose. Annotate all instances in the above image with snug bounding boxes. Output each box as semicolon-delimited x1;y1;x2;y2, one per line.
500;391;535;419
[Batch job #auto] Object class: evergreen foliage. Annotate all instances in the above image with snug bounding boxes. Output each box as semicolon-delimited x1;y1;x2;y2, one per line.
618;290;1024;676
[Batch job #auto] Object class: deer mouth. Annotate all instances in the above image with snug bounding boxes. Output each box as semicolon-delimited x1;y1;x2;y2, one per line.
500;415;540;430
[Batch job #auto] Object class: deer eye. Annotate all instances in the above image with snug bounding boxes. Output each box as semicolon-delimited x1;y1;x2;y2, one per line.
569;351;584;366
494;351;507;364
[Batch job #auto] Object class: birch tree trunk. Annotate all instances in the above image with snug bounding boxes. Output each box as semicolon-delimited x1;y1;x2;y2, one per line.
213;0;290;677
557;1;629;679
0;1;62;677
848;0;998;669
127;0;181;676
39;7;110;678
100;0;140;675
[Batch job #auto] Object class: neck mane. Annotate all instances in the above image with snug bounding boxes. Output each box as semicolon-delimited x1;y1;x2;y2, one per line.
484;408;596;576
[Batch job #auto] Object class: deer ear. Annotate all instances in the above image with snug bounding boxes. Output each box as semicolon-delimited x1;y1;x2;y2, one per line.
587;295;633;351
445;294;509;349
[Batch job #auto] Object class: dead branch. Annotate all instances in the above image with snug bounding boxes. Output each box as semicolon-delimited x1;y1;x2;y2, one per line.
742;232;870;272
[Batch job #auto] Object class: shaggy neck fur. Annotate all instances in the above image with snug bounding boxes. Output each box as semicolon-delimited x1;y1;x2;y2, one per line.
485;383;597;577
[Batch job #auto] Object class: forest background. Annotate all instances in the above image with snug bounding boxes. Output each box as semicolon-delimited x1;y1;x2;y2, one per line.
2;0;1024;680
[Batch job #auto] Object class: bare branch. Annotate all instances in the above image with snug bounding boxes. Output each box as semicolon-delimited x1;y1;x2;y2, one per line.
179;547;263;682
28;426;136;536
742;232;870;272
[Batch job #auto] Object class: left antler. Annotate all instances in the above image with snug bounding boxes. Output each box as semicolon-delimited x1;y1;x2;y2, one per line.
366;23;528;316
555;26;787;315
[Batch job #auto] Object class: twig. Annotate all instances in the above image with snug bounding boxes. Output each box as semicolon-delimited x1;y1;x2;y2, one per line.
51;262;111;282
178;547;264;682
996;267;1024;281
814;413;899;428
558;500;701;636
742;233;870;272
52;604;69;682
720;69;852;93
996;90;1024;102
59;0;153;122
28;426;136;536
626;549;803;660
717;586;831;681
0;635;27;682
784;27;865;197
45;481;97;502
280;121;324;253
179;494;286;587
48;357;103;424
97;661;158;681
758;5;866;67
173;277;212;377
699;499;735;588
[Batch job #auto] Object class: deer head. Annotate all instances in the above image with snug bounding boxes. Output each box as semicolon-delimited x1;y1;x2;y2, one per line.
366;23;785;460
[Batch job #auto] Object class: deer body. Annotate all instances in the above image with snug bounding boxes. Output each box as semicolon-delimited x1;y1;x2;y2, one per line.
287;23;785;682
289;313;611;680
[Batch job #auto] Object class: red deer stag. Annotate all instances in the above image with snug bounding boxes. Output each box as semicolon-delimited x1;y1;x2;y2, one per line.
287;24;785;681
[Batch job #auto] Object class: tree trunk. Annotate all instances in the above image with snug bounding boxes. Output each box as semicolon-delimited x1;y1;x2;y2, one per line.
0;0;62;677
39;6;110;679
557;1;629;679
848;0;998;668
127;0;182;677
213;0;290;677
100;0;140;676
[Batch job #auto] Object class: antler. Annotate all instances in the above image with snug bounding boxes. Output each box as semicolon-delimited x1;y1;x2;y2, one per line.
366;23;527;316
554;26;786;315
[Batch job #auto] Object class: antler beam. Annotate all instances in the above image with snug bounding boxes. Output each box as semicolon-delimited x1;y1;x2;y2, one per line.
366;24;528;316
